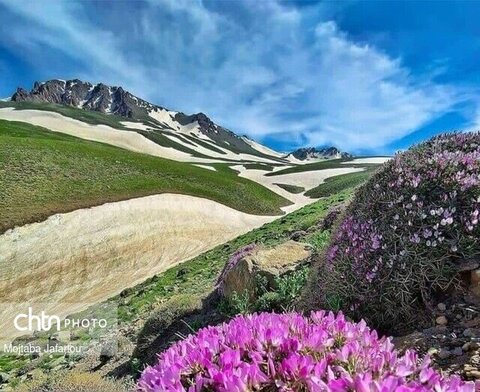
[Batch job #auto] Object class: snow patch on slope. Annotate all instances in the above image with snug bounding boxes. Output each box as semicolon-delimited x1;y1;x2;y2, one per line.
242;137;284;159
0;194;274;343
193;164;216;171
342;157;391;164
120;121;154;131
148;108;216;141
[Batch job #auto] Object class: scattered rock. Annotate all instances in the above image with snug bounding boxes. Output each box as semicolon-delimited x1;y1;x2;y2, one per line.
0;372;10;383
289;231;307;241
437;303;447;312
463;328;476;338
220;254;255;300
99;341;118;362
462;318;480;328
438;348;451;359
468;370;480;380
465;364;476;372
435;325;448;333
436;315;448;326
459;264;480;298
176;268;188;278
119;287;133;298
452;347;463;356
458;260;480;272
55;330;71;343
394;294;479;380
472;354;480;365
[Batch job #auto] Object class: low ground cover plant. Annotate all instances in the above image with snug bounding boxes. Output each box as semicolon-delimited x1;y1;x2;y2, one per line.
219;266;310;315
15;371;131;392
313;132;480;332
137;311;476;391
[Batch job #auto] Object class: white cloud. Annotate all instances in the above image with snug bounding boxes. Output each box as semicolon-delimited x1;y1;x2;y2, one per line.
0;0;461;152
464;106;480;132
300;21;456;149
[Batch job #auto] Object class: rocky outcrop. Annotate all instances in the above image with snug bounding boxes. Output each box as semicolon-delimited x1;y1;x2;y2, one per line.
287;147;352;161
220;241;312;301
11;79;155;118
13;80;91;105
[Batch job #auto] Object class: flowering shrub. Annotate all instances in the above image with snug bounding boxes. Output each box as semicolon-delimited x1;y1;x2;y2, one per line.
137;311;476;391
317;132;480;331
320;206;343;231
216;244;256;294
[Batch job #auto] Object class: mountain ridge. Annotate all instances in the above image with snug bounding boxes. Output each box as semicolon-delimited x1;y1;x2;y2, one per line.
11;79;286;161
287;146;352;161
10;79;351;163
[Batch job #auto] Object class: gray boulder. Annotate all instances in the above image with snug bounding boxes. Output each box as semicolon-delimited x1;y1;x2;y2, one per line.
220;240;312;301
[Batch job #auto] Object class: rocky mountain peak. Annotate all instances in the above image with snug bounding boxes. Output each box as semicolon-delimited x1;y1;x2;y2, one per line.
289;146;351;161
11;79;155;118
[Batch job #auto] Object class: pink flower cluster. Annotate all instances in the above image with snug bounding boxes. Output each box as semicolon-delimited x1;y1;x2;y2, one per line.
137;312;476;392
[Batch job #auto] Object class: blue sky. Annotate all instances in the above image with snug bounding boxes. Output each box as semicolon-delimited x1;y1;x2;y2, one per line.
1;0;479;155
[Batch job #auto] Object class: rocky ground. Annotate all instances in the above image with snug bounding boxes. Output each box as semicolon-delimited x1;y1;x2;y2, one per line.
394;292;480;381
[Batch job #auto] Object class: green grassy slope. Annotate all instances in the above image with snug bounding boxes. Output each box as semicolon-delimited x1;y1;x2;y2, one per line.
243;163;274;171
0;120;290;233
305;167;378;198
107;190;351;324
274;183;305;194
185;134;229;155
136;129;214;159
265;158;383;176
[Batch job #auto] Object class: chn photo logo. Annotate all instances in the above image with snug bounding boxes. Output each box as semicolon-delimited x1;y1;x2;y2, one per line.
12;307;108;333
14;307;61;332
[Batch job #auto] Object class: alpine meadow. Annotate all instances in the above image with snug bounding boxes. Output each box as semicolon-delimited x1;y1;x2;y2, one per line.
0;1;479;391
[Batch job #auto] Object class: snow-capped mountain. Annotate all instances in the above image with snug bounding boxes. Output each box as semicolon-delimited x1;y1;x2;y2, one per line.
12;79;155;117
10;79;357;164
11;79;285;161
287;147;352;161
